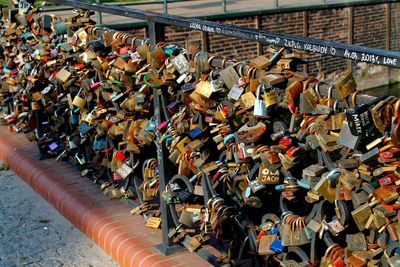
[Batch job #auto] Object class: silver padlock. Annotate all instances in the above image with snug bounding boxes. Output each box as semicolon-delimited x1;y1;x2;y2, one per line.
253;84;267;118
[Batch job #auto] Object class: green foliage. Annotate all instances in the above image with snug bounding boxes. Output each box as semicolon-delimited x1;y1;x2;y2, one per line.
75;0;144;2
6;0;167;8
0;0;11;5
35;0;143;7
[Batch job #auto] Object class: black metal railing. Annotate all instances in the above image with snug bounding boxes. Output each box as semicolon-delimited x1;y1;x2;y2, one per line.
26;0;400;258
48;0;400;69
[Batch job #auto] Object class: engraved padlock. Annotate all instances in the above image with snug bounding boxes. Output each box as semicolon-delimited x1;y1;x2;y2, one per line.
346;94;388;136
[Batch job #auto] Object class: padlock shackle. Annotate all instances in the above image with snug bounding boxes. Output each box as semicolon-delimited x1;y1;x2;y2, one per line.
394;99;400;117
350;90;361;108
303;77;318;93
287;247;311;264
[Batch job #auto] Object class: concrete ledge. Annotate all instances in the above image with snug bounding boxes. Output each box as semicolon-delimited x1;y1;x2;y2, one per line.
0;127;211;267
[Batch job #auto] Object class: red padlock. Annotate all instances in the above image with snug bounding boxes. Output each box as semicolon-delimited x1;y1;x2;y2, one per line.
379;173;398;187
6;116;16;124
113;172;123;181
279;136;292;147
119;46;129;55
212;171;223;182
90;82;101;90
332;256;345;267
157;121;168;132
75;63;85;70
40;56;50;63
257;231;266;240
286;146;301;157
379;151;393;159
115;151;126;161
10;69;19;76
381;202;400;211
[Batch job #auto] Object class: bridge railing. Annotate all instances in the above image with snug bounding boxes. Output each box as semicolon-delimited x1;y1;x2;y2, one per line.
13;0;400;257
40;0;387;27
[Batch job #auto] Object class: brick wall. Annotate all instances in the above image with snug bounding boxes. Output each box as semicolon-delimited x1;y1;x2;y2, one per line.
261;12;304;35
307;8;350;77
391;2;400;51
127;27;146;39
353;5;386;49
128;3;398;77
207;17;258;61
164;25;202;45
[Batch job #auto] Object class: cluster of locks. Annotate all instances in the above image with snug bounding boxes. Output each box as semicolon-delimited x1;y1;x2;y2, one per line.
1;4;400;267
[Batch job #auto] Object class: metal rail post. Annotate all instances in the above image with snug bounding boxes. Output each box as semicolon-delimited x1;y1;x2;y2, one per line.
163;0;168;14
96;0;103;25
147;16;165;47
222;0;226;13
147;16;183;255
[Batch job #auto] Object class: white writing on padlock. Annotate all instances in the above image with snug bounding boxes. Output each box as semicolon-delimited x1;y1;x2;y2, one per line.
227;84;244;101
327;219;345;235
250;180;265;193
116;163;133;179
171;53;189;75
259;167;280;184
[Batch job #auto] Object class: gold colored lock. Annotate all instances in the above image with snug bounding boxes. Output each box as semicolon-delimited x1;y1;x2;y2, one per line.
334;69;357;108
72;95;86;109
263;90;279;107
31;102;40;111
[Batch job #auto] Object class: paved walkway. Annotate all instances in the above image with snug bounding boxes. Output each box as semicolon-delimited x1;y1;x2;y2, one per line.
0;127;211;267
0;170;118;267
44;0;368;26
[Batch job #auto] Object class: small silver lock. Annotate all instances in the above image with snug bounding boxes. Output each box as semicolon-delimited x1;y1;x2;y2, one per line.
253;84;267;118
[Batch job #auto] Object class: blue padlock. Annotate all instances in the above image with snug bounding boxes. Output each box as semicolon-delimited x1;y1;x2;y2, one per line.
165;136;175;146
189;128;202;139
275;184;285;191
93;139;107;151
223;133;236;145
271;227;279;235
269;239;284;253
120;54;131;60
70;113;79;125
297;178;311;190
147;119;157;132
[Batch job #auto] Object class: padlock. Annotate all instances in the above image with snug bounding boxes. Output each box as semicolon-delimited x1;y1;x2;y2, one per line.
72;88;87;110
334;69;357;107
299;77;318;114
258;234;276;255
313;169;339;203
390;99;400;147
219;65;240;90
250;54;271;69
246;66;259;93
253;84;268;118
351;202;373;231
346;94;389;136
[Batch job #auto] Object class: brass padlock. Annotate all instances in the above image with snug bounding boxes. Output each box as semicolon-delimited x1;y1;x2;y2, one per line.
313;169;339;203
334;69;357;107
351;203;372;231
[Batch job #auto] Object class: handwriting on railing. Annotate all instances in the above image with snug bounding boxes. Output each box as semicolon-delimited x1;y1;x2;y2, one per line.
189;21;400;68
47;0;400;68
